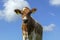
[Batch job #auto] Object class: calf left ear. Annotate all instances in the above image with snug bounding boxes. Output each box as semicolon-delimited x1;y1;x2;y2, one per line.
31;8;37;13
14;9;22;14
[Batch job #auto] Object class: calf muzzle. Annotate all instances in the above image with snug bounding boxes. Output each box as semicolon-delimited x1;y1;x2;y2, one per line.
23;19;28;23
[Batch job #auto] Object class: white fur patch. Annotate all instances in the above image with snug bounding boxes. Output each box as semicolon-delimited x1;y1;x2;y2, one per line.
23;35;25;40
23;31;29;40
23;16;27;20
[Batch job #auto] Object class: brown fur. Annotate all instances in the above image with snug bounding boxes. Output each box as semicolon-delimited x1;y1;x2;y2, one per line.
14;7;43;40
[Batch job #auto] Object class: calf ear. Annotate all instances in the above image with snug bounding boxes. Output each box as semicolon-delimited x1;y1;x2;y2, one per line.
14;9;22;14
31;8;37;13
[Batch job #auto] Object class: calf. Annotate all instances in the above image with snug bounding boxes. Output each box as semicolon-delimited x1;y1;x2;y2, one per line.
14;7;43;40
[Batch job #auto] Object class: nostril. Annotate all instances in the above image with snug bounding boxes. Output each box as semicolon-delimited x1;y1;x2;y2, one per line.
23;19;28;23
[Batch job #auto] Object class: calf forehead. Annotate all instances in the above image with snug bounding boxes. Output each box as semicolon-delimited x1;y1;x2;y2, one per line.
22;11;30;15
22;7;30;15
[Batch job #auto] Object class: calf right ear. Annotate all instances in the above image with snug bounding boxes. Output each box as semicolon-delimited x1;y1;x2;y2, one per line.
31;8;37;13
14;9;22;14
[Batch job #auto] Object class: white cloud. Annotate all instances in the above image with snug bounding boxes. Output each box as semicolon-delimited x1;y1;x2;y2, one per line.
0;0;30;22
0;11;5;20
43;24;56;32
49;0;60;6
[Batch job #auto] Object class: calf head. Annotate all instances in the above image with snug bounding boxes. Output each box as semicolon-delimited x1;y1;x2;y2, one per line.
14;7;37;23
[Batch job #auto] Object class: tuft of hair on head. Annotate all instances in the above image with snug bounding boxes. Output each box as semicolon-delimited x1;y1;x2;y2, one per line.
23;7;30;11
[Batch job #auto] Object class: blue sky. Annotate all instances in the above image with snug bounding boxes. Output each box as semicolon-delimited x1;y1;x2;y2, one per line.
0;0;60;40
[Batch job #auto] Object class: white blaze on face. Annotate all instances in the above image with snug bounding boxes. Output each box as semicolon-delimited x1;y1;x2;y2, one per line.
23;16;27;20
